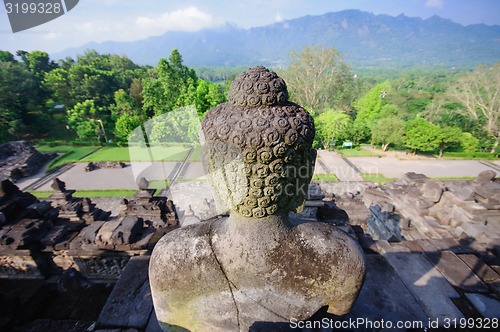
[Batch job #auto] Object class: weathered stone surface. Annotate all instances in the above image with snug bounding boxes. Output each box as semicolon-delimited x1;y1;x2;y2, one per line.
366;204;404;242
464;293;500;319
85;161;126;172
399;172;429;187
382;251;464;320
345;254;428;325
474;170;496;184
0;141;56;182
459;254;500;283
150;66;365;331
425;251;489;292
421;180;443;203
97;256;152;329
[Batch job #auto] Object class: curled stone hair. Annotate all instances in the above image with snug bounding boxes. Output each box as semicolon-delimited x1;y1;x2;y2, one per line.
202;66;316;218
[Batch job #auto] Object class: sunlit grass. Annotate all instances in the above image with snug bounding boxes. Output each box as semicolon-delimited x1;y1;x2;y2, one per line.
337;149;382;157
82;146;191;162
42;146;99;172
29;189;137;198
312;173;339;182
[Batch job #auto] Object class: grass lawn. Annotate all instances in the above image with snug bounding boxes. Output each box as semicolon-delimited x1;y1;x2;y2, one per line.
337;149;382;157
440;152;499;160
361;172;396;184
41;146;99;172
83;146;192;162
148;179;170;191
74;189;137;197
312;173;339;182
29;189;137;198
28;191;52;199
430;176;476;181
187;146;202;162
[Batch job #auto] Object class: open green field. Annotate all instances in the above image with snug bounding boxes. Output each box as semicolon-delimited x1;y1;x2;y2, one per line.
440;152;499;160
430;176;476;181
337;149;382;157
36;146;100;172
29;189;137;198
82;146;193;162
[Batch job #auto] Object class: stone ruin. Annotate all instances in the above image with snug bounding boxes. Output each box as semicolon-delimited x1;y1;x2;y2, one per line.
0;141;56;182
149;66;366;331
85;161;126;172
0;177;179;280
119;177;177;228
363;170;500;245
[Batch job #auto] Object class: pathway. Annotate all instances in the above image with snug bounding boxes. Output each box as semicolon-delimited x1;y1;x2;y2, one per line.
316;150;364;181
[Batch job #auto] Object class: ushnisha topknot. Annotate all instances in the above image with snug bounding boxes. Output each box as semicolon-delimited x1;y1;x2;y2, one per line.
228;66;289;107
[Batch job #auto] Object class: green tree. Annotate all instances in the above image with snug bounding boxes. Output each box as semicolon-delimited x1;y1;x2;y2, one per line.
448;63;500;152
115;115;143;142
283;45;355;111
349;119;371;145
0;61;33;140
110;89;148;141
67;100;102;141
45;50;145;109
0;51;16;62
371;116;405;151
437;126;463;158
460;132;480;153
403;118;441;154
17;50;57;105
353;81;391;126
195;79;226;116
147;106;200;144
315;110;352;149
142;49;198;115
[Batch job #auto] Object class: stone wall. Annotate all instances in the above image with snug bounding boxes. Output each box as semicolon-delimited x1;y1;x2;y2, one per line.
0;141;56;182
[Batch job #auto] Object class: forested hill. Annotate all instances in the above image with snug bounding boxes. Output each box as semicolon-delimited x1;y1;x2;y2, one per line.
54;9;500;68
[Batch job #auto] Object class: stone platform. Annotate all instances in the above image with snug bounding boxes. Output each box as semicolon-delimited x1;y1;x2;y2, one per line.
94;232;499;332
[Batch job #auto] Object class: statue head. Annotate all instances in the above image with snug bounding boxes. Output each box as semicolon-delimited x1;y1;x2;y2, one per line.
202;66;316;218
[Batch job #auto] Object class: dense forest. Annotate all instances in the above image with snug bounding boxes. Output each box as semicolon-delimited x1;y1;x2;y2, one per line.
0;47;498;156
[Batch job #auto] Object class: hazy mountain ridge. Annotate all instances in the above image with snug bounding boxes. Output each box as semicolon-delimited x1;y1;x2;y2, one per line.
54;10;500;68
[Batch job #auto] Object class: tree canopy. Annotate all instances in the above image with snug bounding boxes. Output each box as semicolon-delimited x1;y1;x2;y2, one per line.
283;45;356;112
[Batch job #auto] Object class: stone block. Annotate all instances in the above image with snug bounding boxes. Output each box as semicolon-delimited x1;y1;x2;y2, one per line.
421;180;443;203
458;254;500;283
40;225;68;247
362;188;390;206
449;183;476;201
399;172;429;186
0;254;43;278
383;251;463;321
73;221;105;247
112;216;143;244
462;222;500;244
345;254;428;325
465;293;500;319
474;170;496;184
97;256;152;329
425;251;489;292
95;220;122;246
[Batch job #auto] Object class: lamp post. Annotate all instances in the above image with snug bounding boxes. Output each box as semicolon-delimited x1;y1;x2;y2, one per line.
97;119;108;143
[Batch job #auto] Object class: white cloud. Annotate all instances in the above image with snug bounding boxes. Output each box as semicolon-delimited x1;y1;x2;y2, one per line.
275;12;284;22
135;6;217;33
42;32;60;40
425;0;444;9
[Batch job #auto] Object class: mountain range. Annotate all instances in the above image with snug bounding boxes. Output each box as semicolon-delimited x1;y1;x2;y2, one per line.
54;10;500;68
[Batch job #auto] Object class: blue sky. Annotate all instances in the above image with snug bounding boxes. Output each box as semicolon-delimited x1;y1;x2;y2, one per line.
1;0;499;55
